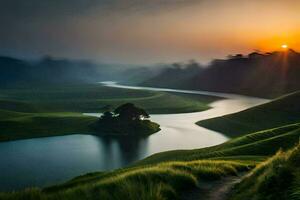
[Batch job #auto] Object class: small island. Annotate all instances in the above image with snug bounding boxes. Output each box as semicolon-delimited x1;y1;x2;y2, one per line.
92;103;160;136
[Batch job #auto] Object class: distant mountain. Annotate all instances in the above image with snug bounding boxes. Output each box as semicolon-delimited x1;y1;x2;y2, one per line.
0;56;160;88
142;50;300;98
0;56;33;87
118;66;164;85
142;61;203;88
0;56;105;87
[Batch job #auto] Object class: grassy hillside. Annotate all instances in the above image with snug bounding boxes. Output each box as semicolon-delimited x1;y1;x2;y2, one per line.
229;143;300;200
0;83;217;142
0;160;251;200
137;122;300;165
0;109;98;142
0;108;160;142
0;84;219;114
0;84;217;142
1;120;299;199
197;91;300;137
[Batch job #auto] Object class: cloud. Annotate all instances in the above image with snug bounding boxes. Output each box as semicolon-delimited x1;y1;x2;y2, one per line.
0;0;299;64
0;0;200;60
0;0;199;20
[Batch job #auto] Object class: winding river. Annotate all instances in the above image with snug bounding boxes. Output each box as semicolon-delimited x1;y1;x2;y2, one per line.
0;82;268;191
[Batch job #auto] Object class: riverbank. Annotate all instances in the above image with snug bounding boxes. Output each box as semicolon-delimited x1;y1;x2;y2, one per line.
0;82;268;191
0;82;220;142
1;81;266;144
197;91;300;138
0;109;161;142
0;110;97;142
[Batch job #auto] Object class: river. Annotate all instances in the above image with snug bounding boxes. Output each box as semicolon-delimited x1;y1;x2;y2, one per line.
0;82;268;191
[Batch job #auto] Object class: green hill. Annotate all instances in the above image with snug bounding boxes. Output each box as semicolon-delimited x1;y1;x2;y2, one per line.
0;99;40;112
0;84;219;114
0;84;219;142
229;143;300;200
137;122;300;165
0;109;97;142
197;91;300;137
1;120;299;199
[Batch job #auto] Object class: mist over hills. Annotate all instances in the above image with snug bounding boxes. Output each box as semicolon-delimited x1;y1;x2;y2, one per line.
141;61;204;89
2;49;300;98
142;49;300;98
0;56;162;87
0;56;100;87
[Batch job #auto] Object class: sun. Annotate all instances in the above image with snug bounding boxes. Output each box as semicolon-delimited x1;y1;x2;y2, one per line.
281;44;288;49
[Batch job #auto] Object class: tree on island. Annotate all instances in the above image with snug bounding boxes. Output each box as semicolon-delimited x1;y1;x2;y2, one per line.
95;103;159;136
100;111;114;121
114;103;149;121
100;103;149;121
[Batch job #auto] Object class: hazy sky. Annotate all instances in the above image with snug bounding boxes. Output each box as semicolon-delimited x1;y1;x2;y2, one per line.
1;0;300;64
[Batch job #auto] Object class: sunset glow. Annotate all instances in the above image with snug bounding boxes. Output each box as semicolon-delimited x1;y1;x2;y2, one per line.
1;0;300;63
281;44;288;49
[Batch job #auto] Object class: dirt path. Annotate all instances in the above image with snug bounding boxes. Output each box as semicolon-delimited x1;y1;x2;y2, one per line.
180;176;242;200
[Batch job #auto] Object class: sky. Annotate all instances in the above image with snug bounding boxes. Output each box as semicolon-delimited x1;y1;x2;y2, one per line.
0;0;300;64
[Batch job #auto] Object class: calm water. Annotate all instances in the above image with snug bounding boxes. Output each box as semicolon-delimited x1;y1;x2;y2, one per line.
0;82;268;191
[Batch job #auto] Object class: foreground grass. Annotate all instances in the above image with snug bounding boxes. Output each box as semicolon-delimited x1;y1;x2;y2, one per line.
229;143;300;200
1;120;299;199
0;160;251;200
0;84;220;114
197;91;300;137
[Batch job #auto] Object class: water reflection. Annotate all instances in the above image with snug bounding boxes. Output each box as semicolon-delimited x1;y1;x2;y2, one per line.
0;135;149;191
98;136;149;168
